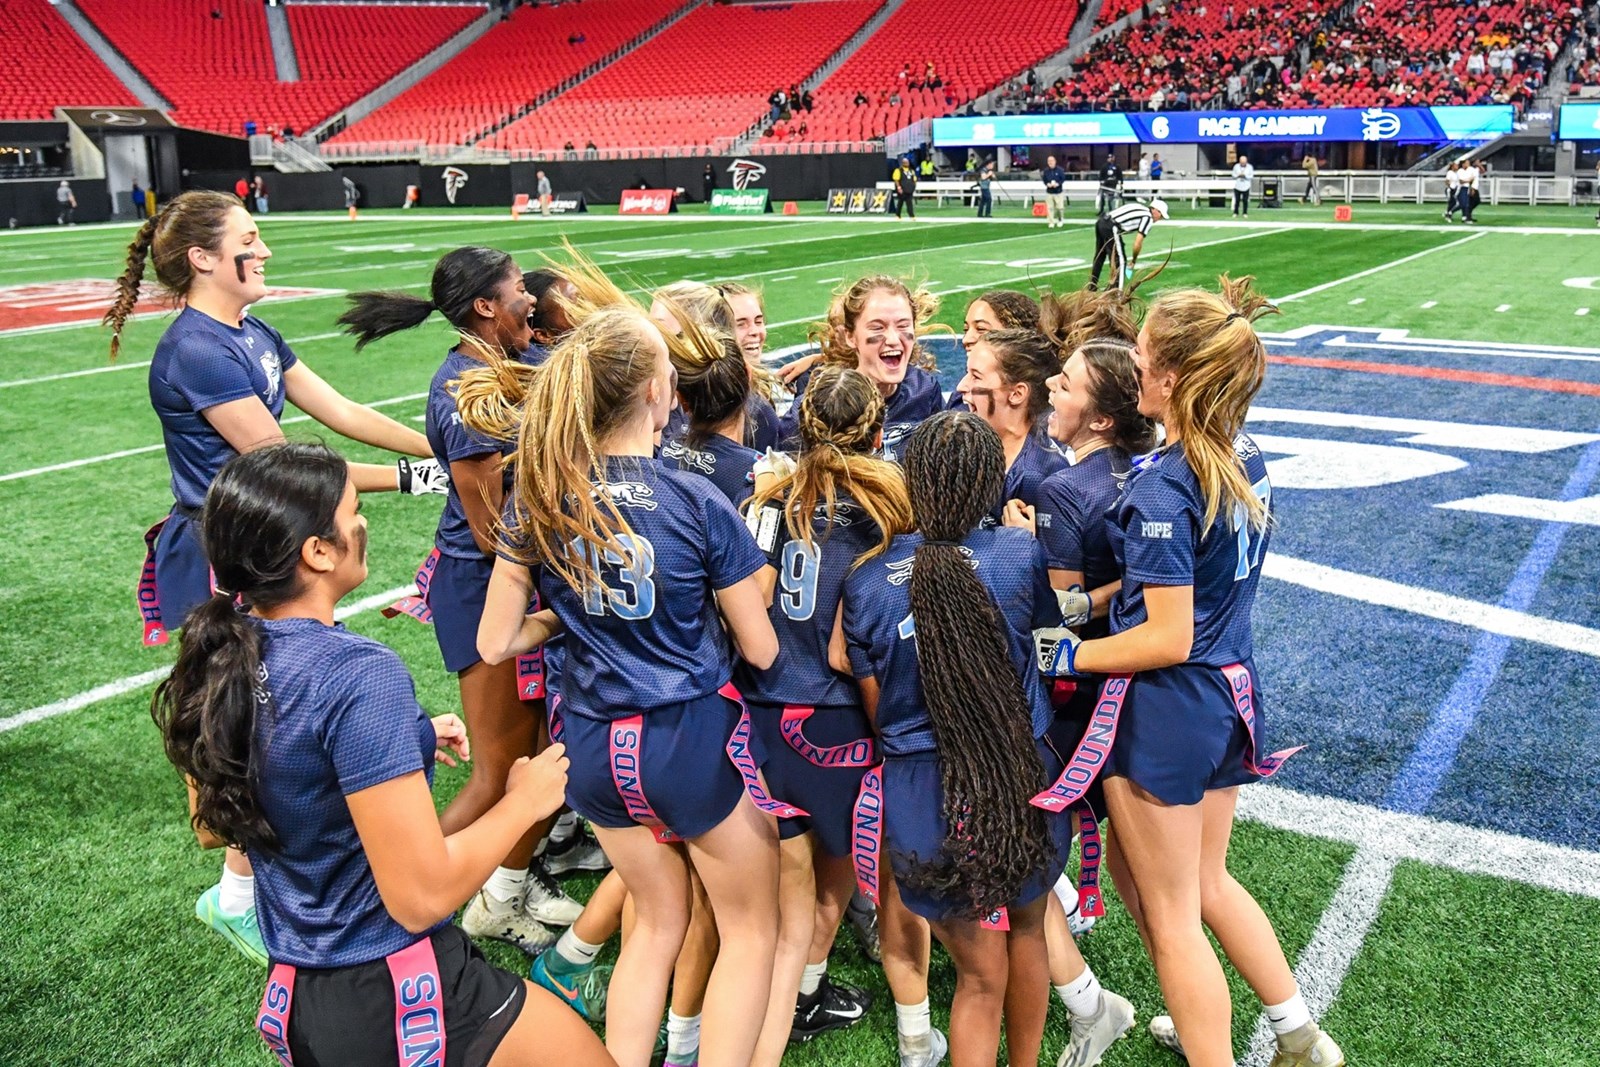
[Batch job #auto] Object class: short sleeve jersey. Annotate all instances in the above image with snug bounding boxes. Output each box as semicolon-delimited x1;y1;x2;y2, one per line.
149;307;299;510
738;497;882;709
249;618;439;968
425;347;542;559
1034;447;1131;640
843;527;1059;756
1108;436;1272;665
540;457;767;720
661;434;761;506
747;394;782;452
981;435;1069;527
780;365;945;462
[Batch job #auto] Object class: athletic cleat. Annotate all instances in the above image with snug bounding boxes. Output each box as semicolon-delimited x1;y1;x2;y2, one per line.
1148;1015;1185;1057
1056;990;1135;1067
846;892;882;963
543;832;610;876
899;1027;949;1067
461;890;557;955
530;950;609;1022
195;885;268;966
790;975;872;1043
522;859;584;925
1269;1022;1344;1067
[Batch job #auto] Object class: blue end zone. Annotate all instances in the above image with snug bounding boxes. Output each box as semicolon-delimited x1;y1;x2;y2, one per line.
901;328;1600;852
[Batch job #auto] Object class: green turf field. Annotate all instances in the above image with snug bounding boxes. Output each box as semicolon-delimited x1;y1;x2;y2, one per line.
2;200;1598;1066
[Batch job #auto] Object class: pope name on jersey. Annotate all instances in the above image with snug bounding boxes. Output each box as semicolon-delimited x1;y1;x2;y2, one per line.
1108;435;1271;664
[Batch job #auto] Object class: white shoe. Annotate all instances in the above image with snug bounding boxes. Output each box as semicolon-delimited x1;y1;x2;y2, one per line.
899;1027;949;1067
461;890;557;955
1269;1022;1345;1067
522;859;584;925
1057;990;1135;1067
1148;1014;1185;1057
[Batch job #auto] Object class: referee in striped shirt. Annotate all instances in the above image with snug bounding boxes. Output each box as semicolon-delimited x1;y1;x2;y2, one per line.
1089;198;1167;290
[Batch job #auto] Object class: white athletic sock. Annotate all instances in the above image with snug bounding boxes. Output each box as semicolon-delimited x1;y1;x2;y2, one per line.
665;1012;701;1058
799;961;827;998
1264;992;1311;1036
1051;871;1081;918
554;927;603;969
550;811;579;844
217;867;255;917
1055;966;1103;1019
895;998;932;1052
483;865;528;910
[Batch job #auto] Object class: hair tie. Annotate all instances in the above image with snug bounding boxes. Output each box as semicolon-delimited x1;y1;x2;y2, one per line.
1224;311;1244;324
923;538;963;548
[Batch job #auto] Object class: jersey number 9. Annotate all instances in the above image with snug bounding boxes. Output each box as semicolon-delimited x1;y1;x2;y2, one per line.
779;541;820;622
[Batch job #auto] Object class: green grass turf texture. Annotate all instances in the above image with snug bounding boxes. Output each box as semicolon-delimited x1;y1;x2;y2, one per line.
1;202;1597;1065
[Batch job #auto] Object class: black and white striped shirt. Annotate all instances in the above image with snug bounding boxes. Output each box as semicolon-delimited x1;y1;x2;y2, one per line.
1104;203;1155;237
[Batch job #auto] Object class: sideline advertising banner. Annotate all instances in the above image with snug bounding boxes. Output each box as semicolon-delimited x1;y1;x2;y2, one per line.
934;106;1515;146
1558;102;1600;140
710;188;771;214
619;188;676;214
826;187;891;214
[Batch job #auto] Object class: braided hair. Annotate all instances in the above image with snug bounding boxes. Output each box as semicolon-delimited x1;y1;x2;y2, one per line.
898;412;1054;918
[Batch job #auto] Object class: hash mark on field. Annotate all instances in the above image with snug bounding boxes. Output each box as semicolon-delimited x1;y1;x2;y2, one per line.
1579;308;1590;316
1420;300;1438;308
817;277;841;284
1347;297;1365;305
1495;304;1512;313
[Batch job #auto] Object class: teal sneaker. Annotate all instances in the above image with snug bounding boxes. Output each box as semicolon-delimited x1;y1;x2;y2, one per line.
530;950;609;1022
195;884;267;966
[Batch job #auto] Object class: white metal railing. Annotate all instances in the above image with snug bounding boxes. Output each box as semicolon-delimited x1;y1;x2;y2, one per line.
317;138;880;163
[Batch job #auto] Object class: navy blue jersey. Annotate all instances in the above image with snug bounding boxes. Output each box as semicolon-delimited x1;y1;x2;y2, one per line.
738;497;882;709
1035;447;1130;586
661;433;760;506
982;435;1069;527
843;527;1059;756
520;341;552;367
248;617;441;968
661;406;689;448
1108;435;1272;665
149;307;298;510
780;365;945;462
747;393;781;451
427;347;542;560
539;457;767;720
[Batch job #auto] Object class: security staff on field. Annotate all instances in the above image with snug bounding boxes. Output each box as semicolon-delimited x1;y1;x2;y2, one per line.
893;156;918;219
1096;153;1124;214
1042;154;1067;228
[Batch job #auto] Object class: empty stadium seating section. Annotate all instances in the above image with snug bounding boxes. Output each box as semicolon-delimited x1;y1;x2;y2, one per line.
484;1;881;154
762;0;1079;147
73;0;479;135
0;0;139;120
331;0;684;149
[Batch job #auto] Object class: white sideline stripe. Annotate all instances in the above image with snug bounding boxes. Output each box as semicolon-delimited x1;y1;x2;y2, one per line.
1264;554;1600;660
0;333;348;389
0;583;417;734
1420;300;1438;308
0;391;427;482
1239;848;1399;1067
1238;785;1600;898
1275;232;1486;302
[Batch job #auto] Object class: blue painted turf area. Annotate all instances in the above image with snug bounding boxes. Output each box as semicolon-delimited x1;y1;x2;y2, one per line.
916;329;1600;853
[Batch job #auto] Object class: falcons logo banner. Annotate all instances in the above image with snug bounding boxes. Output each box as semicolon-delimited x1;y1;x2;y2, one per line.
727;159;767;190
442;166;469;205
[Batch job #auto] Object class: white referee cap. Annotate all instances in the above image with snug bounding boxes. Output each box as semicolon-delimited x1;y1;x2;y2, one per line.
1150;197;1170;218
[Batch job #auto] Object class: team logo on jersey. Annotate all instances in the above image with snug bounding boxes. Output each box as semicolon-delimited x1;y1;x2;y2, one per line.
442;166;469;205
259;350;282;404
812;502;854;527
1360;108;1402;141
253;662;271;705
662;441;716;474
1233;434;1260;461
727;159;767;191
596;482;659;510
887;556;916;585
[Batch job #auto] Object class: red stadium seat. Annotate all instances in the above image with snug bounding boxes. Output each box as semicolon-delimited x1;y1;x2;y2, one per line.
0;0;139;120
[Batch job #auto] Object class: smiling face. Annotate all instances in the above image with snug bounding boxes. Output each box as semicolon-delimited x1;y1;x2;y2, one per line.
483;267;534;351
192;205;271;306
841;289;916;392
726;291;767;364
1046;349;1103;447
962;299;1005;348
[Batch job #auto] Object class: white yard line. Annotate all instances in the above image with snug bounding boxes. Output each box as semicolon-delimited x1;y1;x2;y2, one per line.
0;332;349;389
0;582;416;733
1275;232;1487;303
0;391;427;482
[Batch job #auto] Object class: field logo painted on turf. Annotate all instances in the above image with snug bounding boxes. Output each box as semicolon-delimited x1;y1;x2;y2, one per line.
0;280;341;334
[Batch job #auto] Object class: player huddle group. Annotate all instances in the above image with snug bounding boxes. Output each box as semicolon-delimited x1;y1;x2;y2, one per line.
111;190;1346;1067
